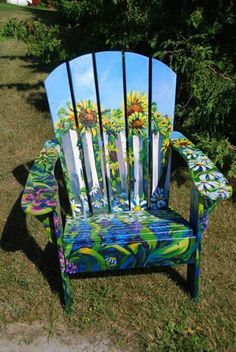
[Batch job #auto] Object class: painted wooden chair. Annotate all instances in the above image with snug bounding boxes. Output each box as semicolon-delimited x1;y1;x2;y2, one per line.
21;52;232;310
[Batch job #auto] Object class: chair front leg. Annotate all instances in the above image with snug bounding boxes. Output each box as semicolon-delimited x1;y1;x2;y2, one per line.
187;245;201;302
52;210;73;311
58;252;73;313
188;187;218;301
188;188;204;302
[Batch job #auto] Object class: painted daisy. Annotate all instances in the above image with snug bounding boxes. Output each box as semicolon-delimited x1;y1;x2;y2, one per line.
195;173;220;193
90;185;100;196
70;199;81;214
189;158;214;172
182;148;203;160
210;184;232;200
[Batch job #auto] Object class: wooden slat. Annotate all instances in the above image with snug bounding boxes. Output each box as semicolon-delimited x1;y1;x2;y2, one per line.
92;53;111;212
69;54;108;214
95;52;129;212
148;57;153;208
122;52;131;210
124;52;149;210
66;60;93;215
152;59;176;196
44;63;86;215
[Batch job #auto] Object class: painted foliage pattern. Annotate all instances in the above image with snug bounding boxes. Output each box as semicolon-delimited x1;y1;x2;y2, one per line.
21;112;232;270
62;209;196;274
56;92;172;213
21;139;59;216
170;133;232;201
21;132;232;275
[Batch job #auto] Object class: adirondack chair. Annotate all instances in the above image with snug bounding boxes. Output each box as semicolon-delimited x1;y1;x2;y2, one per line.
21;52;232;310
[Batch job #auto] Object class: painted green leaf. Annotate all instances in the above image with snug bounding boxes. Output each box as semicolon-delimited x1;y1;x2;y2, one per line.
140;227;157;252
103;244;131;256
69;248;107;270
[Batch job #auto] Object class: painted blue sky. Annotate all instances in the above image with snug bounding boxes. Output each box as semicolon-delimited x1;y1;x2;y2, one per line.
152;59;176;117
44;62;71;124
45;52;177;125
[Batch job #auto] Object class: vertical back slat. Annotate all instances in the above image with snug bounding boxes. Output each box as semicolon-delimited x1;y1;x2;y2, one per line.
92;53;111;212
66;61;93;215
95;52;129;211
151;59;176;207
45;63;88;215
69;54;108;214
148;57;153;208
122;52;131;211
125;52;149;210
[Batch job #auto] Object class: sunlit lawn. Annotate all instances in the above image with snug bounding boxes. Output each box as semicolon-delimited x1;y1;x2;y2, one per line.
0;4;235;351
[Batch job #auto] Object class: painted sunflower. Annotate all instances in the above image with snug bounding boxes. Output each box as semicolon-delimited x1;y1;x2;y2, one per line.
102;109;124;136
56;103;76;133
158;115;172;136
127;91;148;116
107;144;120;176
76;100;98;137
161;138;171;154
172;139;193;149
128;111;147;136
152;112;172;136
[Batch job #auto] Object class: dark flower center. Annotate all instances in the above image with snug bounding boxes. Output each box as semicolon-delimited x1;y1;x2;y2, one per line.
127;103;143;116
131;119;143;129
79;110;97;127
109;151;118;162
179;141;189;147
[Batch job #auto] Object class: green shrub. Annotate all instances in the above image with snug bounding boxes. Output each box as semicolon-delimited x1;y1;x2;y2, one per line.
1;18;65;63
1;0;236;178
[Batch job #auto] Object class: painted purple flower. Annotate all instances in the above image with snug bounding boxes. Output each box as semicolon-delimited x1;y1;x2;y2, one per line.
31;205;44;212
44;199;57;207
101;218;110;228
128;220;142;234
201;213;209;233
23;192;34;202
58;249;77;274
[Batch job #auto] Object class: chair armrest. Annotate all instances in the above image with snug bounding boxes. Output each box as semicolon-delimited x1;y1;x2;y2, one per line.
170;131;232;201
21;139;60;216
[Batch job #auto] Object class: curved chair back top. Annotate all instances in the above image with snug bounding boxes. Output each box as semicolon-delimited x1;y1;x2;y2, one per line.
45;51;176;216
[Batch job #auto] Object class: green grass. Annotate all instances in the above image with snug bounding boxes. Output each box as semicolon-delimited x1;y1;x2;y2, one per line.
0;4;236;351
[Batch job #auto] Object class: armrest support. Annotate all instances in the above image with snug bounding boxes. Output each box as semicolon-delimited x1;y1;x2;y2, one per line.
170;131;232;202
21;139;60;216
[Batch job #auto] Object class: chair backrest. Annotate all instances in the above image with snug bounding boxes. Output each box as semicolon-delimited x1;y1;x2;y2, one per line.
45;51;176;216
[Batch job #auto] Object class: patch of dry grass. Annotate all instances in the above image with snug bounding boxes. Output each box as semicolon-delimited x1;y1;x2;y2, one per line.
0;4;236;352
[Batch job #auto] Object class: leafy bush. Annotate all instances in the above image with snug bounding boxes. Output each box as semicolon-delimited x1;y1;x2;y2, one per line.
2;18;28;41
2;0;236;177
2;18;66;63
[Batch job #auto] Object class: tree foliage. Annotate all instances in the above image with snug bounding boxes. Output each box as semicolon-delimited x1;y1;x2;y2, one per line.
1;0;236;177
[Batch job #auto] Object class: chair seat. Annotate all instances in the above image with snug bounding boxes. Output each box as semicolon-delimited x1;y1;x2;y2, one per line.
62;209;196;274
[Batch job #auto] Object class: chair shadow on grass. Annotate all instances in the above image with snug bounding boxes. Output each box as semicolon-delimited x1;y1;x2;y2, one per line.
1;162;189;308
0;163;64;305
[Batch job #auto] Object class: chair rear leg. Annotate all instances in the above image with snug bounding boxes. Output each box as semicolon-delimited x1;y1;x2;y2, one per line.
187;254;200;302
61;271;73;312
